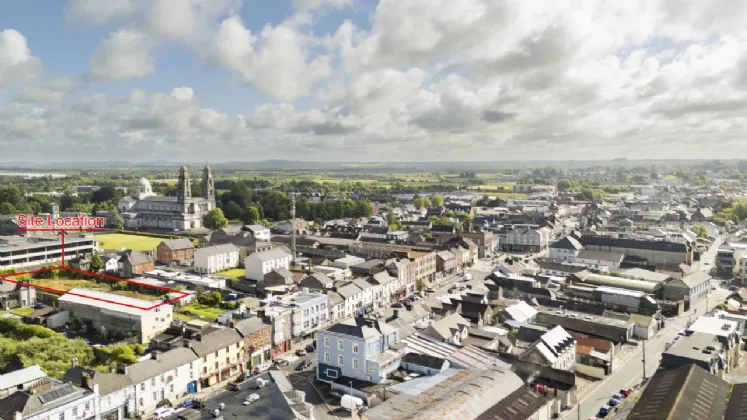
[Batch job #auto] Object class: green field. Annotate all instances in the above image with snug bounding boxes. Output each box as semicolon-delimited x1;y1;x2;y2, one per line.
96;233;163;251
216;268;246;278
179;303;225;320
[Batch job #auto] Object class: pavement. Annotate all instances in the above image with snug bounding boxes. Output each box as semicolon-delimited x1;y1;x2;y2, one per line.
564;286;732;419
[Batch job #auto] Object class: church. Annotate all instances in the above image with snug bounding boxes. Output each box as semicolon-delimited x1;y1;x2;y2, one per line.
118;165;216;231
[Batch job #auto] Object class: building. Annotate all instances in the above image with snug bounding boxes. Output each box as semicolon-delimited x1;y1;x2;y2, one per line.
156;238;195;265
188;327;246;388
548;236;582;261
536;308;634;343
316;317;401;384
661;332;726;375
193;244;239;274
119;251;155;279
661;271;711;305
0;280;37;311
461;231;498;258
267;290;329;342
518;325;576;372
117;165;216;231
0;380;100;420
126;347;199;415
628;364;729;420
244;225;271;241
244;248;292;281
685;317;742;372
0;234;97;270
501;226;551;253
574;250;625;270
256;305;293;360
235;317;273;369
58;289;173;343
276;219;309;235
0;365;47;398
419;313;471;345
579;235;694;269
435;250;457;278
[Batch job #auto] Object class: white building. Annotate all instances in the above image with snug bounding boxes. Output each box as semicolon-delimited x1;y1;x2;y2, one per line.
0;380;100;420
58;289;173;344
193;244;239;274
548;236;582;261
244;225;271;241
266;290;329;341
519;325;576;372
244;247;292;281
0;234;98;270
127;348;200;415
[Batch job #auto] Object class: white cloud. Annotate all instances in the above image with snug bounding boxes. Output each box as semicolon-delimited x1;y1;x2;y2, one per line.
210;16;331;102
66;0;133;25
0;29;43;90
91;29;155;81
292;0;352;12
15;77;84;104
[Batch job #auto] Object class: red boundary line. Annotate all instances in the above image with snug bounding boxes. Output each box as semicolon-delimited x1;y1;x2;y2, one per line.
3;228;188;311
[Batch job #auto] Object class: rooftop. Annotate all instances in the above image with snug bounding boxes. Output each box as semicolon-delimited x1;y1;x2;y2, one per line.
663;332;722;363
0;365;46;391
476;386;552;420
58;288;171;316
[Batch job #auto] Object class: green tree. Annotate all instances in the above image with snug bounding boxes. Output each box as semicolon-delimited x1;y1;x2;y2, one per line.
203;208;229;230
109;345;137;364
430;194;444;207
241;206;260;225
386;211;402;230
90;252;104;272
693;224;708;238
0;203;17;215
223;201;243;220
110;208;125;229
557;179;573;191
413;197;427;209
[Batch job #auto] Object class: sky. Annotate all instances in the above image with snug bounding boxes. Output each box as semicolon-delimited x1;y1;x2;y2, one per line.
1;0;747;162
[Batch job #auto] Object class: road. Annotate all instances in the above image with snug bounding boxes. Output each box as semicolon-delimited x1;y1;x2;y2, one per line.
566;286;731;419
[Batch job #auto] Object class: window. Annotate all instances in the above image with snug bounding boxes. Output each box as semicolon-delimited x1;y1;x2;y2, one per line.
338;340;344;351
85;402;90;411
353;359;359;370
151;378;156;386
338;355;344;366
369;365;376;371
352;343;359;354
324;337;330;347
324;352;330;363
327;369;338;379
202;356;206;363
202;367;207;374
141;383;146;391
161;374;165;383
152;391;157;401
72;407;78;416
214;362;219;369
214;351;218;358
139;398;143;407
226;357;230;364
169;384;174;393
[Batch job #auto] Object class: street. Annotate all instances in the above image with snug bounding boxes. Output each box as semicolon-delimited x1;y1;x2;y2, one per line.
566;286;731;419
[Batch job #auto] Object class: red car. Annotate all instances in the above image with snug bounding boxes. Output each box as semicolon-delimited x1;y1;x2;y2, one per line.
620;388;633;397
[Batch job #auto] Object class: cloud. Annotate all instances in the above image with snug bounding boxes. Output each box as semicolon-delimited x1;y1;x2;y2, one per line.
91;29;155;81
0;29;43;90
15;76;85;104
209;16;331;101
292;0;352;12
66;0;133;25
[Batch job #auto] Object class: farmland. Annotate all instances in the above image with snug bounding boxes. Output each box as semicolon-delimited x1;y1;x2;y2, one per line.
95;233;164;252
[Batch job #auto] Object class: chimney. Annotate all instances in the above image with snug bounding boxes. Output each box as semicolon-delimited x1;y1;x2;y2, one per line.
393;309;400;320
153;351;161;361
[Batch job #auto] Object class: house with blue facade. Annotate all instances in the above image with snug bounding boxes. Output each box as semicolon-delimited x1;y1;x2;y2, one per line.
316;317;401;384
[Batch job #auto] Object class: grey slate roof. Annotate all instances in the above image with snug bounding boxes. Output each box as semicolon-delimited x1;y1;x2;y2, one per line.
550;236;582;250
324;317;398;340
161;238;195;250
126;347;198;384
234;317;269;337
0;381;93;420
476;387;551;420
336;282;362;299
188;328;243;357
195;244;238;257
250;247;291;262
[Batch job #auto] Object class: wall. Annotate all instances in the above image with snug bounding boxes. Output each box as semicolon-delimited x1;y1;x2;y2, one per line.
575;363;606;379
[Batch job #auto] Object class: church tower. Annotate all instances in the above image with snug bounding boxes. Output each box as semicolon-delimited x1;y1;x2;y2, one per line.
177;166;191;205
202;164;214;200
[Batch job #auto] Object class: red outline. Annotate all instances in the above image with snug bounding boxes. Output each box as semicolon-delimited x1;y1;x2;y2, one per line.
1;228;188;311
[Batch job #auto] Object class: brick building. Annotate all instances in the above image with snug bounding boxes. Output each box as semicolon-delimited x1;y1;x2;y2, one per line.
157;238;196;265
235;317;273;369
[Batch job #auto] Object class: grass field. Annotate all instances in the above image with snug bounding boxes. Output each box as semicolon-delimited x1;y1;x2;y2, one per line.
179;303;225;319
216;268;245;278
29;278;161;301
96;233;163;251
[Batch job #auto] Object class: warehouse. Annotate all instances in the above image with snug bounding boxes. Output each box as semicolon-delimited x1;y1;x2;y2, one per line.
571;270;662;294
58;288;173;343
536;308;634;343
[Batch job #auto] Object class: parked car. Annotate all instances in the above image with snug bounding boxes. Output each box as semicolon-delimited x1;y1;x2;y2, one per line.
276;359;290;368
252;363;272;374
153;408;175;419
597;405;611;417
296;348;307;356
620;388;633;397
392;302;404;308
243;393;260;405
305;344;316;353
425;287;436;293
608;397;621;407
295;360;312;371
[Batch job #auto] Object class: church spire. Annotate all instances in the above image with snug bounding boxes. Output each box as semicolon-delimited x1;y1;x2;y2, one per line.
177;166;191;204
202;164;214;200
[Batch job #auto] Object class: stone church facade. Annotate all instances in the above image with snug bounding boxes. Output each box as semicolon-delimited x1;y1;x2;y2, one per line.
118;165;216;231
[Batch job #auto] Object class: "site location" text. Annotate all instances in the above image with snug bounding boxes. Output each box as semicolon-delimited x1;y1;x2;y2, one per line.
17;214;106;228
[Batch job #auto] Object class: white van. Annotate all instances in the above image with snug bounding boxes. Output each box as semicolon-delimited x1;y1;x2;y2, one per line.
463;272;473;281
153;408;175;419
340;395;365;412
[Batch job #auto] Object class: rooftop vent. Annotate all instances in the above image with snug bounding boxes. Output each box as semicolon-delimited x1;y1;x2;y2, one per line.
721;324;732;331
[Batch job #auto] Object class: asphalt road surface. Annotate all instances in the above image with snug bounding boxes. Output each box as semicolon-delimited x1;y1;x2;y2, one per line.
566;287;731;419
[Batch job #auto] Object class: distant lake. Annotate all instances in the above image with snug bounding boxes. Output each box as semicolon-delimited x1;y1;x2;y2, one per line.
0;171;67;178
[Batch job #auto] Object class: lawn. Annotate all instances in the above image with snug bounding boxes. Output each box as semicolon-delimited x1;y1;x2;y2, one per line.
96;233;164;251
29;278;162;301
216;268;246;278
179;303;225;320
9;307;33;316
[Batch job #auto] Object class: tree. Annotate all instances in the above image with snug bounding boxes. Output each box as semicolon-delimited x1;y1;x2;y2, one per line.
693;224;708;238
203;208;229;230
223;201;243;220
413;197;427;209
430;194;444;207
386;211;402;230
89;253;104;272
557;179;573;191
0;203;17;215
110;208;124;229
241;206;260;225
110;345;137;364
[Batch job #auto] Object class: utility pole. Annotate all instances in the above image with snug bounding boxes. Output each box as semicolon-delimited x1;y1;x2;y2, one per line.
642;339;647;381
577;403;581;420
290;193;297;266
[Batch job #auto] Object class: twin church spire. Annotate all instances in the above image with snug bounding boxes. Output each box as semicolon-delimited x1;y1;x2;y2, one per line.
177;164;214;204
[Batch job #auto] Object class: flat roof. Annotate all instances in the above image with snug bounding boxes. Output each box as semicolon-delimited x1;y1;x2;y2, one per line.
58;288;172;316
537;307;634;329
